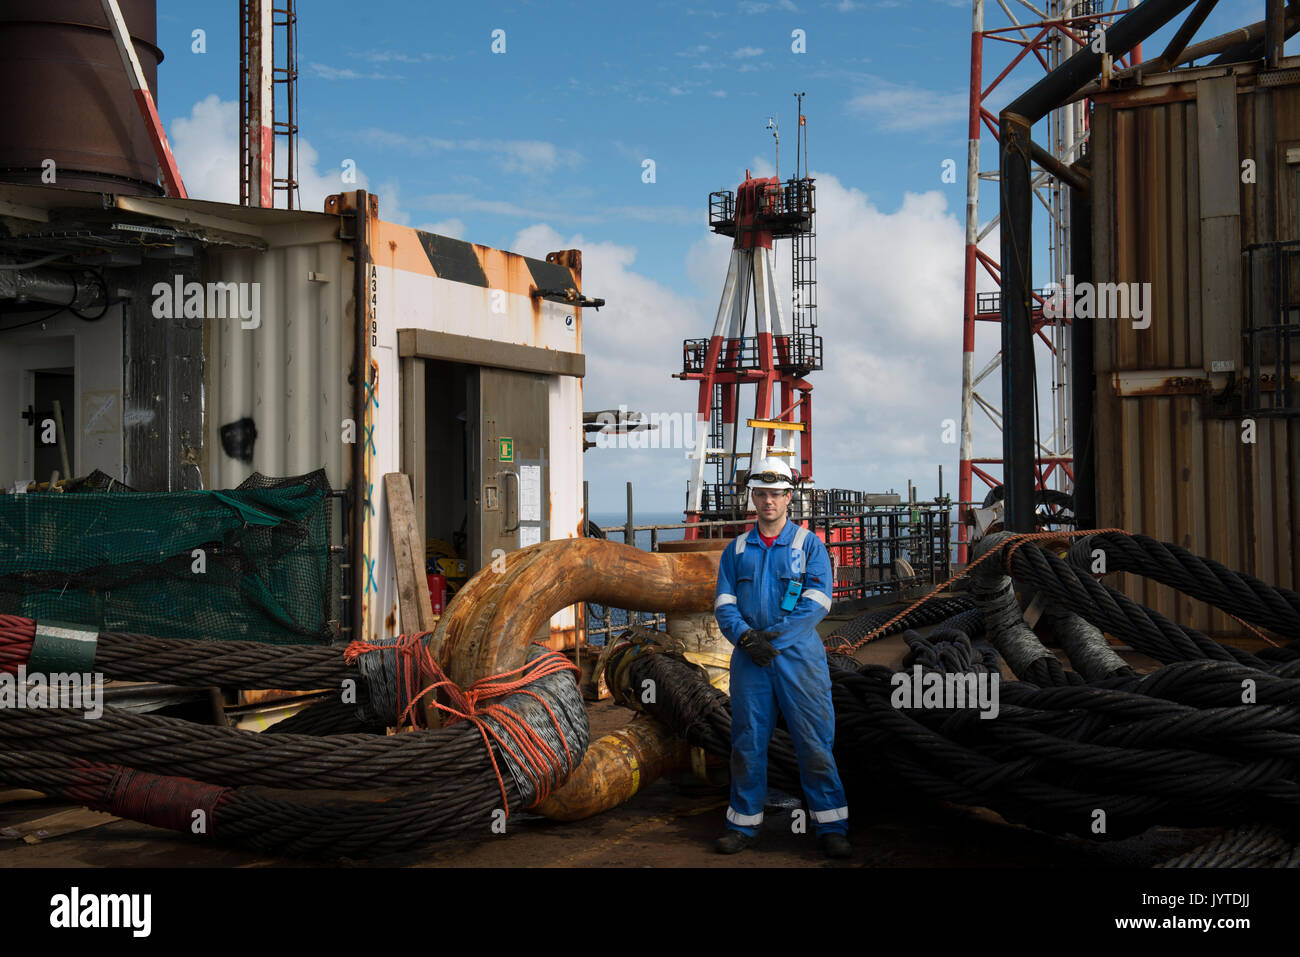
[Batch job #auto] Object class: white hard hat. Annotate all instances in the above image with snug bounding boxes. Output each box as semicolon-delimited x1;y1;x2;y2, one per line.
747;457;794;490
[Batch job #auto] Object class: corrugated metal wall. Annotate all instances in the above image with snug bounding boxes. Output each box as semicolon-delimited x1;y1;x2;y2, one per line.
203;240;354;490
1092;75;1300;637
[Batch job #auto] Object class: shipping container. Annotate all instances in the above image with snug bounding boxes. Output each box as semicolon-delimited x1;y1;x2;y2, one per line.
0;184;589;649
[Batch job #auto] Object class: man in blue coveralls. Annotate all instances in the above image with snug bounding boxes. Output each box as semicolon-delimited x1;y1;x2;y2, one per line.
713;457;851;858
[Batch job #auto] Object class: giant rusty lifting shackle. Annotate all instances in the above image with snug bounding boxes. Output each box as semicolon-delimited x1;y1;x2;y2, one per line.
428;537;723;820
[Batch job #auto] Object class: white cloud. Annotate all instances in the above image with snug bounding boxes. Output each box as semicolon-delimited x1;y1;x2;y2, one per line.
359;129;581;175
507;171;999;511
732;47;765;58
509;224;712;512
414;192;696;227
846;78;967;132
374;180;409;225
349;49;450;63
169;95;241;205
306;62;400;80
170;94;370;212
418;218;466;239
761;173;971;493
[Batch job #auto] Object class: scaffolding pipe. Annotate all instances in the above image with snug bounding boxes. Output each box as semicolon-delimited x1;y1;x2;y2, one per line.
1212;0;1300;65
1152;0;1221;72
1077;1;1300;93
1029;139;1090;193
1004;0;1197;123
1266;0;1287;68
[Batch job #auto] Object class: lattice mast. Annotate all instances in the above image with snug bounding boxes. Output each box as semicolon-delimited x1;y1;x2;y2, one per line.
958;0;1140;560
679;97;822;536
239;0;299;208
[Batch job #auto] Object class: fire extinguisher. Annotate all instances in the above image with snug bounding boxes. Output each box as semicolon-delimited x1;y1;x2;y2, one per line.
427;573;446;615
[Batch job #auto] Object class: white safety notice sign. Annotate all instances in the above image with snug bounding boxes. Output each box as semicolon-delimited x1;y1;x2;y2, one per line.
520;465;541;522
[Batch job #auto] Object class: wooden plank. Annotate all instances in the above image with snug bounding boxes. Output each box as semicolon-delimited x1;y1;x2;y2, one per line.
383;472;442;731
1;807;117;844
400;357;427;541
384;472;434;635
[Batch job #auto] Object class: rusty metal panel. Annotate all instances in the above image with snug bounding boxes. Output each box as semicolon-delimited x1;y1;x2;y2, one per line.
1275;85;1300;243
1146;105;1167;370
1105;101;1203;374
1169;103;1189;370
1186;101;1203;369
1197;78;1242;219
1092;82;1300;637
1093;102;1116;378
1114;107;1138;373
1198;77;1243;374
1242;86;1264;244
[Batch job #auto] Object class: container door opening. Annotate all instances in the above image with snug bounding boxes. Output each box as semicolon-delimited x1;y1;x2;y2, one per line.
419;359;473;611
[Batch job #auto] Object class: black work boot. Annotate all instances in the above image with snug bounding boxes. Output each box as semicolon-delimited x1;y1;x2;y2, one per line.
715;830;759;854
819;832;851;859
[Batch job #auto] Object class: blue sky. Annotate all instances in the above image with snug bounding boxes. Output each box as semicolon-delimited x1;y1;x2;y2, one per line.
158;0;1284;513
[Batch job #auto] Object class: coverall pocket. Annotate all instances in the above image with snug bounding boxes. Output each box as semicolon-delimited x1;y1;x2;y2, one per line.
736;575;755;612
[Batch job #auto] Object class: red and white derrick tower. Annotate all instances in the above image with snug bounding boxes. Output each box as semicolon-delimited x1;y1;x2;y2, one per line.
958;0;1141;560
679;108;822;537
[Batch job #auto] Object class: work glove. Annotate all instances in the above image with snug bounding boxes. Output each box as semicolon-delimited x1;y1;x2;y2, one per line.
738;629;780;667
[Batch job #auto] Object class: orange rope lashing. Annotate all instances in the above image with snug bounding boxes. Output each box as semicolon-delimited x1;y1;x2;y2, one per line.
344;634;580;818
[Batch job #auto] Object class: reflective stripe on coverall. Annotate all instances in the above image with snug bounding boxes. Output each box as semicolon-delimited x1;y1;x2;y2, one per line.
714;521;848;836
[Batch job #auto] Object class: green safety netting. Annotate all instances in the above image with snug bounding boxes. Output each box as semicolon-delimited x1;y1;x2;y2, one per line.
0;470;339;645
